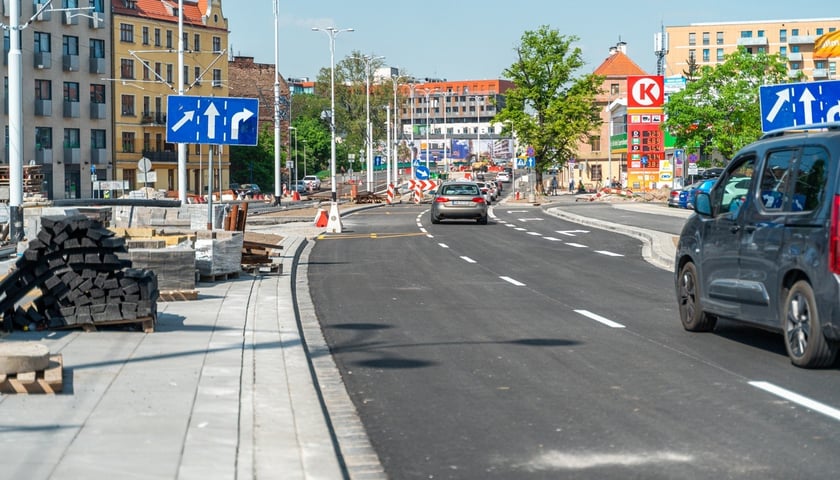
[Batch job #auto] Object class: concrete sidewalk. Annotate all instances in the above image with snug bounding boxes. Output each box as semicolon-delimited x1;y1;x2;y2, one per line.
0;218;384;480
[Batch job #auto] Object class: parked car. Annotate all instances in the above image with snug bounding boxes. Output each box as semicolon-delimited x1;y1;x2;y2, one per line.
430;181;488;224
496;172;511;183
680;178;717;209
236;183;261;197
302;175;321;190
674;124;840;368
291;180;307;193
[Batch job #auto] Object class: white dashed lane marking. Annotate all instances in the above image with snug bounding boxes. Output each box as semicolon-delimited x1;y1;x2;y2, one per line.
750;381;840;422
566;243;587;248
596;250;624;257
500;276;526;286
574;310;626;328
438;243;449;249
461;256;477;264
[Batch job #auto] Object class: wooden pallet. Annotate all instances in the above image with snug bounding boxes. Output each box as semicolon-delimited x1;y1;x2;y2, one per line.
198;271;241;283
159;289;199;302
0;354;63;394
54;316;156;333
241;263;282;275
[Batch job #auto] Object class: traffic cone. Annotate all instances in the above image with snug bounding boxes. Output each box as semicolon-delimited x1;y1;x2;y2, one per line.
292;191;301;201
314;208;328;227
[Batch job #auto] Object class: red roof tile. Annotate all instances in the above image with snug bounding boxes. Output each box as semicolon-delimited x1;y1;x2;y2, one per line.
593;52;648;77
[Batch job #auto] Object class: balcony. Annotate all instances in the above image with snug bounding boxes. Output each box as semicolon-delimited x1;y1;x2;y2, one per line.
62;54;79;72
787;52;803;62
788;35;817;45
812;68;829;79
140;111;167;125
90;148;108;164
63;100;79;118
35;148;53;164
142;149;179;163
737;36;768;47
63;146;81;164
34;99;51;116
90;102;106;119
33;51;51;69
89;57;106;74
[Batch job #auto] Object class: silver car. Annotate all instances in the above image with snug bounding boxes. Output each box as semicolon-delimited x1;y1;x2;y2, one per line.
430;181;489;224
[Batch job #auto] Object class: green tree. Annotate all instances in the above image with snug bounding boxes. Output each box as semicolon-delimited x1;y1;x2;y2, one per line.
663;47;796;161
493;26;603;188
229;125;276;189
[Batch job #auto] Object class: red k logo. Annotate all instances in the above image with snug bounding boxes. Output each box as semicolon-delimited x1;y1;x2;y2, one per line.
628;76;664;108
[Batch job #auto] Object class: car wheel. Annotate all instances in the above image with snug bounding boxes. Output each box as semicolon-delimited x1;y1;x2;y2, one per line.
782;280;838;368
677;261;716;332
431;214;441;224
477;215;488;225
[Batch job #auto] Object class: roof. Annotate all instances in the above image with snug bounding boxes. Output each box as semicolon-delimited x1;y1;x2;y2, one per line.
593;51;648;77
112;0;210;27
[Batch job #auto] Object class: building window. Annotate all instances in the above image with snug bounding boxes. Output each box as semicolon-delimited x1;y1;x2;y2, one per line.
34;31;51;53
194;66;201;85
120;59;134;79
90;0;104;13
610;83;619;95
792;28;799;36
154;28;160;47
212;68;222;87
193;33;200;51
688;32;696;46
61;0;78;8
757;30;765;38
121;94;135;116
702;32;709;45
62;35;78;55
90;38;104;59
166;64;173;83
688;49;696;63
166;30;172;49
35;79;51;100
716;48;724;61
122;132;135;153
212;36;221;52
716;31;724;45
120;24;134;43
35;127;52;149
740;30;753;38
780;46;787;58
183;65;189;84
142;26;149;45
155;62;162;78
142;60;151;80
589;135;601;152
91;129;106;149
792;45;800;53
591;164;603;182
182;32;188;50
64;128;80;149
90;84;105;104
816;28;824;36
702;49;710;62
63;82;79;102
780;29;787;43
143;132;151;151
830;62;837;76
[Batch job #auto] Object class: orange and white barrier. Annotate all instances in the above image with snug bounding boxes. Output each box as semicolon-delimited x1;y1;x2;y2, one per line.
387;183;395;205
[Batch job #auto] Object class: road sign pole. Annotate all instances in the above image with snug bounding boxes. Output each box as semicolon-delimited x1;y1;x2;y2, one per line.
207;146;213;230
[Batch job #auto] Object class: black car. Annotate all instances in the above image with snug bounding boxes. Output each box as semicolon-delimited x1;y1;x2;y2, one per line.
675;124;840;368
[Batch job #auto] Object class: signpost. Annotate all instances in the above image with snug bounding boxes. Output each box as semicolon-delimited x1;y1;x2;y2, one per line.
760;80;840;132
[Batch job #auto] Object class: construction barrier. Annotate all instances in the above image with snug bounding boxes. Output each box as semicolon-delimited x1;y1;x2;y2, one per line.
386;183;394;205
314;208;328;227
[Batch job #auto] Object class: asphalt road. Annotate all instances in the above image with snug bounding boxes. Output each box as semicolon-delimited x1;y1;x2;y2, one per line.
307;200;840;479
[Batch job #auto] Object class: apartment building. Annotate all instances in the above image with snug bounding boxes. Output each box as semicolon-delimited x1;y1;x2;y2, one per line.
2;0;111;199
665;18;840;81
398;79;516;165
111;0;229;194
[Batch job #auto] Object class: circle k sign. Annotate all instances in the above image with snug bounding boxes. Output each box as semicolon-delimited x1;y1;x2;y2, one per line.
627;75;665;108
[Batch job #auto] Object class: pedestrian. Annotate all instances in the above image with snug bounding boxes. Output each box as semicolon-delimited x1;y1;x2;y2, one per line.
569;179;575;193
550;176;558;196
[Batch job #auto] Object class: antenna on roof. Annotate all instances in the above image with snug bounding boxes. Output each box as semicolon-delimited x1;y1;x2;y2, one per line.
654;21;669;76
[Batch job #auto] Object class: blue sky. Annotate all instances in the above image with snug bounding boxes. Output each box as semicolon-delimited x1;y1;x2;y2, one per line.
225;1;836;81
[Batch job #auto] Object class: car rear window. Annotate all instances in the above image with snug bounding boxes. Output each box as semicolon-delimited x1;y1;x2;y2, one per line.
442;185;478;196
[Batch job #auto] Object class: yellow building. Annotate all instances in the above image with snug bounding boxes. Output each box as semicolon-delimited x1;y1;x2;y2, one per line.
112;0;229;196
665;18;840;81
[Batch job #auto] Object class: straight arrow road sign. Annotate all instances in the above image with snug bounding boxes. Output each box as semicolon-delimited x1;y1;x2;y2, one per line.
166;95;259;145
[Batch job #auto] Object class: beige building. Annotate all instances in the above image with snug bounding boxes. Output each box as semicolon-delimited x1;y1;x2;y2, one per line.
665;18;840;81
2;0;112;199
111;0;229;195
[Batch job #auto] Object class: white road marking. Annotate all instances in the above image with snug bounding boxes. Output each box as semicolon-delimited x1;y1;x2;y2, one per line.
426;234;433;238
518;218;544;222
507;210;529;213
556;230;590;236
419;227;428;233
500;276;526;286
461;256;477;263
544;237;562;242
438;243;449;249
574;310;626;328
505;224;516;228
515;227;527;231
750;381;840;422
566;243;587;248
527;232;542;236
596;250;624;257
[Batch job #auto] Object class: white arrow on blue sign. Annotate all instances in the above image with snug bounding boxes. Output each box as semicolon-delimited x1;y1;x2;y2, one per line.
166;95;259;145
415;166;430;180
759;80;840;132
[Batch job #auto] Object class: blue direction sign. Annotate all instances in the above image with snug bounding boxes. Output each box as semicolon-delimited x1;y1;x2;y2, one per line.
415;165;430;180
760;80;840;132
166;95;259;145
526;156;536;168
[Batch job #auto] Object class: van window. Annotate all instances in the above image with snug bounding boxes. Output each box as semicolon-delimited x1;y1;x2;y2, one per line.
792;146;828;212
758;149;795;211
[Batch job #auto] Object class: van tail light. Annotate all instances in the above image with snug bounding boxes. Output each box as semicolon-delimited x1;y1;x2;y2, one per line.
830;195;840;274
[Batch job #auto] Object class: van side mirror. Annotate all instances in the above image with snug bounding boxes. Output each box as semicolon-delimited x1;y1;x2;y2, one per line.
695;192;712;216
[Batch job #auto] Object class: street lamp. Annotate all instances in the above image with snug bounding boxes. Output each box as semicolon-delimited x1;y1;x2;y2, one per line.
473;95;482;166
289;126;298;185
438;89;449;174
423;88;432;170
391;74;400;186
359;54;384;189
312;26;354;233
409;83;416;179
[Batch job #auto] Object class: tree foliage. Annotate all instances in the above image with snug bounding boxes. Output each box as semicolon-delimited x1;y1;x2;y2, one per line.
494;26;603;184
662;47;796;161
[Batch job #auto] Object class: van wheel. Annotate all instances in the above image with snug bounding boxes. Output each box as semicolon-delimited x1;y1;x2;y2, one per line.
782;280;838;368
677;261;716;332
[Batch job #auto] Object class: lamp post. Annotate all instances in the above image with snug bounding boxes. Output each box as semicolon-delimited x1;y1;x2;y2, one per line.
473;95;482;166
423;88;432;170
391;74;400;186
359;54;384;189
409;83;416;179
439;90;449;174
289;126;298;185
273;0;283;205
313;26;354;233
